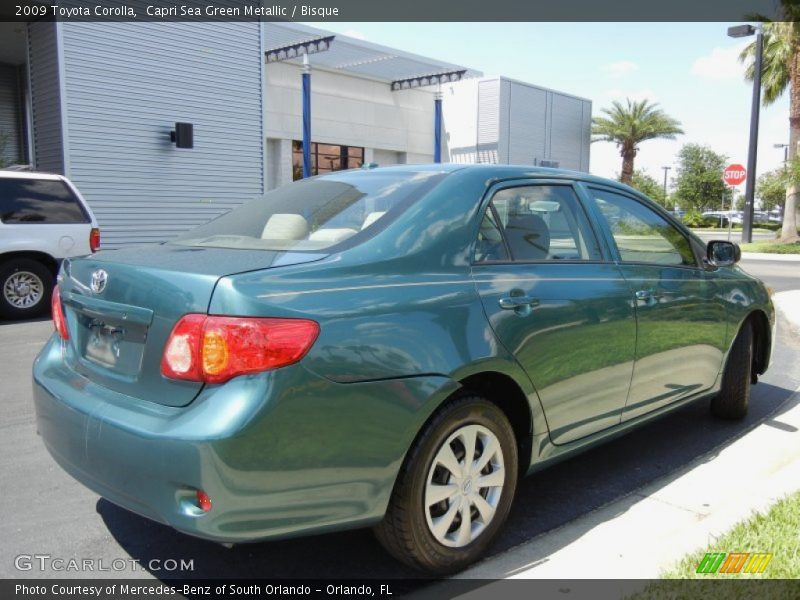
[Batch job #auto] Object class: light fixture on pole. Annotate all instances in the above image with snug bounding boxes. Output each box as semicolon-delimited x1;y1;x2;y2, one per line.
774;143;789;167
727;23;763;244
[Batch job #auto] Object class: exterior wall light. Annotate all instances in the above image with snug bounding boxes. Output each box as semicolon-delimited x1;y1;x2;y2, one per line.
170;122;194;149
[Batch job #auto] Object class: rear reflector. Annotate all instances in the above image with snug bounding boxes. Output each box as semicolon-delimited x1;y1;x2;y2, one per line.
51;287;69;340
196;490;212;513
161;315;320;384
89;228;101;253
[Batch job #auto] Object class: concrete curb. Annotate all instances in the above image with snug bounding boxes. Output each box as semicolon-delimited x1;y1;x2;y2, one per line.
774;291;800;334
443;306;800;584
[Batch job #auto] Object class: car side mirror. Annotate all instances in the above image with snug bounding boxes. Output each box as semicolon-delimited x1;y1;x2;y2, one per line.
707;240;741;267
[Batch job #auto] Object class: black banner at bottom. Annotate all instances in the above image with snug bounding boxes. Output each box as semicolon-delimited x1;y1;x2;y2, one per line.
3;579;800;600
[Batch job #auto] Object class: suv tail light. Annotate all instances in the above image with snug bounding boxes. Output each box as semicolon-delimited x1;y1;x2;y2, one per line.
89;228;101;253
161;315;320;384
52;287;70;340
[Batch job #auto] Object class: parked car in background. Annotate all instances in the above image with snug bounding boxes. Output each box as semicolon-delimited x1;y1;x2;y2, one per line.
34;165;774;573
702;210;741;226
0;171;99;319
753;210;771;224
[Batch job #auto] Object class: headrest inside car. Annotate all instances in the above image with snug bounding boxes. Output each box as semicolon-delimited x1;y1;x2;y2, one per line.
261;214;309;240
308;228;358;244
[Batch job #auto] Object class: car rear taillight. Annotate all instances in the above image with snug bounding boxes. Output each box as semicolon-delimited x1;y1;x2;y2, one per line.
52;287;69;340
89;228;100;253
161;315;320;384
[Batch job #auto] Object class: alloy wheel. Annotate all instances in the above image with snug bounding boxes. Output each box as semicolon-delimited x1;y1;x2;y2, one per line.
3;271;45;309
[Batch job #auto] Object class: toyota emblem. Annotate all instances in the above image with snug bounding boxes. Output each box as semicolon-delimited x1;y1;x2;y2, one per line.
90;269;108;294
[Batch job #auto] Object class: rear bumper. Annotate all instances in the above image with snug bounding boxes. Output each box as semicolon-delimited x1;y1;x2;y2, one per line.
33;336;458;543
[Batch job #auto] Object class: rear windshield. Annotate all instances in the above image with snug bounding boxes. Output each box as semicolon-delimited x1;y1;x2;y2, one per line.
0;177;89;224
172;169;447;252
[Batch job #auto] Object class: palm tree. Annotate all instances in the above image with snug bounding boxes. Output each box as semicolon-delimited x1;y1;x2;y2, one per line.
740;18;800;241
591;99;684;185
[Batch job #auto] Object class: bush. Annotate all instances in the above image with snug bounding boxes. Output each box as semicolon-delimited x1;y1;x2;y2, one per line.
682;211;724;228
681;211;705;228
756;222;782;231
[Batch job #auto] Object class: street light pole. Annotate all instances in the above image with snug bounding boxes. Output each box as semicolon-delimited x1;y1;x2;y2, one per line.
728;23;763;244
661;166;671;201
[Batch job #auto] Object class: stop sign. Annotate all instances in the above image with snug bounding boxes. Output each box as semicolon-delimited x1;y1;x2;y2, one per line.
723;164;747;186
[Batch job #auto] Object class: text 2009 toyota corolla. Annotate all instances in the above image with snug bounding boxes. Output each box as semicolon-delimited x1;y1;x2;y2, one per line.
33;165;774;573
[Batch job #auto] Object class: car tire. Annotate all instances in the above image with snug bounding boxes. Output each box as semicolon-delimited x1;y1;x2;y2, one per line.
374;393;518;574
0;259;54;320
710;320;753;420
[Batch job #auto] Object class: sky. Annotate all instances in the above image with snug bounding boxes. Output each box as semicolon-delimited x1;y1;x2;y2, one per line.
307;22;790;197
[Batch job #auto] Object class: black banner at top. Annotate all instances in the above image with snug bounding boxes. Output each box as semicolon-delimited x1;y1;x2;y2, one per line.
0;0;793;23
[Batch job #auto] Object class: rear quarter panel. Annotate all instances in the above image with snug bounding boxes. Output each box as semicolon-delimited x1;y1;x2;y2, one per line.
209;168;548;434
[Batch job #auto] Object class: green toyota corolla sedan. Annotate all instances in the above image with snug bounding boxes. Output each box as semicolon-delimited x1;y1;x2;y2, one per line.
33;165;774;573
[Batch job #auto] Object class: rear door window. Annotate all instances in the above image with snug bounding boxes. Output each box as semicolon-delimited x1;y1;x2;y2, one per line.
0;178;89;224
475;184;602;262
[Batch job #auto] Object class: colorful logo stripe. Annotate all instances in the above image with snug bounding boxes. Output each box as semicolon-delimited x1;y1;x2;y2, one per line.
696;552;772;574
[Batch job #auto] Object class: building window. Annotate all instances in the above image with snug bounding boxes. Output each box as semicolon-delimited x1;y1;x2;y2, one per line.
292;141;364;180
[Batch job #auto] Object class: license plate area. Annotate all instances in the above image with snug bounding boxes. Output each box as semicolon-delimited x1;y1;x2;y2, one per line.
77;314;148;377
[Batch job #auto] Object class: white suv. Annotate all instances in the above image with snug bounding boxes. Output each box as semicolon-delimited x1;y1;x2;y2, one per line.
0;171;99;319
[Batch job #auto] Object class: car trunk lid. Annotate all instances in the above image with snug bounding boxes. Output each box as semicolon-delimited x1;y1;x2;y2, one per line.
59;244;323;407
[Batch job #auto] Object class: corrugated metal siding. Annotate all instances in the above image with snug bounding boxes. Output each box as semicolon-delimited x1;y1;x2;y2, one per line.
506;81;548;166
0;64;22;166
476;77;590;171
498;79;510;163
549;93;588;171
27;22;65;174
580;99;592;171
59;22;265;248
476;79;499;163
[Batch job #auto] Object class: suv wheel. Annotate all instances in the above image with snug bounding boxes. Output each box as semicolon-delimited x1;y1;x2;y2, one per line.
374;394;518;574
0;259;54;320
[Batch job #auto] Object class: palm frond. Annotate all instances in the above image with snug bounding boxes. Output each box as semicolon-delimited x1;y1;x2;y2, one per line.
591;98;683;149
739;21;798;106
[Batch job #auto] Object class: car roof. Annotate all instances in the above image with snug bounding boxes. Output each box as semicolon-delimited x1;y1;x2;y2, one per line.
366;163;635;191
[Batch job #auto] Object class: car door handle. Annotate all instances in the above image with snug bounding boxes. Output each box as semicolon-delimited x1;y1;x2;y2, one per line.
499;295;540;310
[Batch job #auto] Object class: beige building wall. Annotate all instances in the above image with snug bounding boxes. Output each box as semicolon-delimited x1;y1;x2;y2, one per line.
264;61;438;189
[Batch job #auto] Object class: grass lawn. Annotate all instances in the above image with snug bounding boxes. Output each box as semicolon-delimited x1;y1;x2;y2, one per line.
690;227;775;234
662;489;800;579
739;241;800;254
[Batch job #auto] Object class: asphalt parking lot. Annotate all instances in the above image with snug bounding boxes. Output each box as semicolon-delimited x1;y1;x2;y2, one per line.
740;259;800;293
693;230;776;245
0;259;797;581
